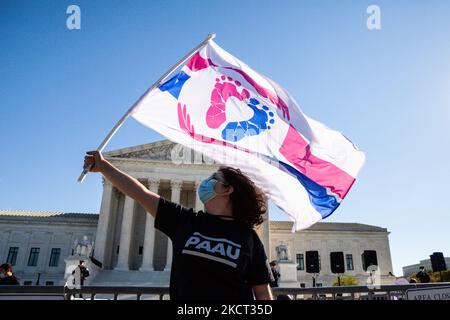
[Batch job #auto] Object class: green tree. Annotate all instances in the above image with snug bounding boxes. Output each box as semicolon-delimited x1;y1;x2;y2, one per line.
332;275;359;286
430;270;450;282
408;269;450;283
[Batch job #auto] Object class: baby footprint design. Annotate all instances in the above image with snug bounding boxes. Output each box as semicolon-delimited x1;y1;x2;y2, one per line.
221;98;275;142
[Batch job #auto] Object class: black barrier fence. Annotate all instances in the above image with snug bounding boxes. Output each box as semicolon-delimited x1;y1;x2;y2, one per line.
0;283;449;300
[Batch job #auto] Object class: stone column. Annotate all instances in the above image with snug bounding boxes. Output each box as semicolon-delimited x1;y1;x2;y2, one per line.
257;197;271;261
384;233;394;277
194;179;203;211
164;180;182;271
0;231;11;264
115;195;135;271
93;178;114;267
139;178;160;271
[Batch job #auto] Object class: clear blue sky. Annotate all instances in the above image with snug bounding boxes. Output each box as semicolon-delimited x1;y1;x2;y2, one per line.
1;0;449;276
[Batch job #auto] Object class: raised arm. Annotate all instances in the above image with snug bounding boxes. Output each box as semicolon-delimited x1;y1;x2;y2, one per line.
83;151;160;217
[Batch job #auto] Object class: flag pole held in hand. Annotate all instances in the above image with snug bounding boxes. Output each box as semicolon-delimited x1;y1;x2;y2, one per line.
78;33;216;183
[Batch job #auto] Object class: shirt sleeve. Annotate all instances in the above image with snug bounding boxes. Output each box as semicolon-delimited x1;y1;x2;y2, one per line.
154;197;195;240
246;231;274;286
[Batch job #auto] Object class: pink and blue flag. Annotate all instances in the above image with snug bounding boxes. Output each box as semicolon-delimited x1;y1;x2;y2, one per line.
132;40;365;230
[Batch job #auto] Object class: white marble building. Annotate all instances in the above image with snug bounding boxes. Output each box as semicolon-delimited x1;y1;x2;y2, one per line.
270;221;394;287
0;211;96;285
0;140;394;287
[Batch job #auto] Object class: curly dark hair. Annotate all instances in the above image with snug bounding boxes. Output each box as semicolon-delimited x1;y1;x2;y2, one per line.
0;263;12;272
218;166;267;228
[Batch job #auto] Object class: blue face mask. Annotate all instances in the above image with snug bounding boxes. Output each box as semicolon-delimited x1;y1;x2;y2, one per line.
198;173;229;204
198;178;218;204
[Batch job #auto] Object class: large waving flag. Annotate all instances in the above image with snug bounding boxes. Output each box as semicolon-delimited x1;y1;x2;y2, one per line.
131;40;365;230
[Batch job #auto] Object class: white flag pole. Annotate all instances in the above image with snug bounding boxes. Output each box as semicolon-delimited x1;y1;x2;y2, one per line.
77;33;216;183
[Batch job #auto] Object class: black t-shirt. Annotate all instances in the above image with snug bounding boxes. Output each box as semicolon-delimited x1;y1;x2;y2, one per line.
0;275;20;285
155;197;273;301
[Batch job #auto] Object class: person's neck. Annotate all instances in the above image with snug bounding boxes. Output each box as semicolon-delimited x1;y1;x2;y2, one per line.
205;200;233;218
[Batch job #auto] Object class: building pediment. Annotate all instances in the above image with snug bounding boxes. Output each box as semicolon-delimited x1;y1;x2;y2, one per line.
104;140;175;161
104;139;217;165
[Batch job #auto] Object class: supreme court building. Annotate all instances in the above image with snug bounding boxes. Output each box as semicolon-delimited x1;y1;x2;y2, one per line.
0;140;395;287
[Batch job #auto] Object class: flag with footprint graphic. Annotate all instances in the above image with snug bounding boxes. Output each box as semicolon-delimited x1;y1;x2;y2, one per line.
132;40;365;230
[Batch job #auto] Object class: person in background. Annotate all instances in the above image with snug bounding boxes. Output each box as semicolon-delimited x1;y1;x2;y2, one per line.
0;263;20;285
72;260;90;286
415;266;430;283
71;260;90;298
389;271;409;285
394;277;409;285
269;261;280;288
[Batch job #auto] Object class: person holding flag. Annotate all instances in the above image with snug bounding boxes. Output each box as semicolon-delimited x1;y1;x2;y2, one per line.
84;151;274;300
